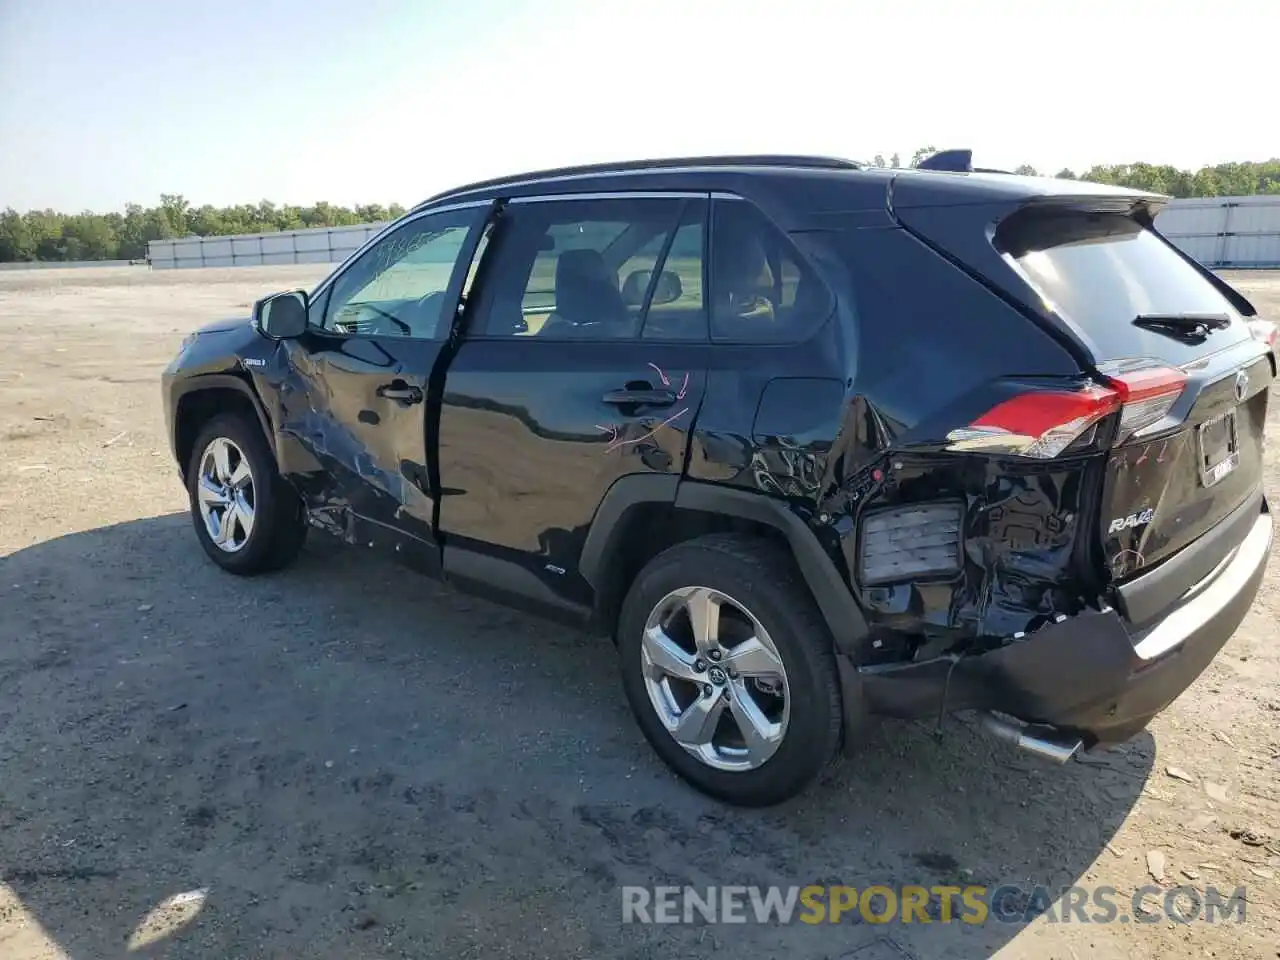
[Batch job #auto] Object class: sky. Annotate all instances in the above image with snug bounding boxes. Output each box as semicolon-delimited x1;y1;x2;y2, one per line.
0;0;1276;213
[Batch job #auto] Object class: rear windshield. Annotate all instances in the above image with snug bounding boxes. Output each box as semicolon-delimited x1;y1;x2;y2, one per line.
997;211;1247;363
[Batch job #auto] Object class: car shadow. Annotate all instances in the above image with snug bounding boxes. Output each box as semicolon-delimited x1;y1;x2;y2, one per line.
0;514;1152;959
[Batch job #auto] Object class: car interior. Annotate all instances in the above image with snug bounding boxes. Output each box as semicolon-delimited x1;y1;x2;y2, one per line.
476;210;706;339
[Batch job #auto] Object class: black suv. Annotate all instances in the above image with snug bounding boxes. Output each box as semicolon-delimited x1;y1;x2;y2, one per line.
162;153;1275;806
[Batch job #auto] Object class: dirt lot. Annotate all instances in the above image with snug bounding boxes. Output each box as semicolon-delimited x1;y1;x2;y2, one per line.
0;266;1277;960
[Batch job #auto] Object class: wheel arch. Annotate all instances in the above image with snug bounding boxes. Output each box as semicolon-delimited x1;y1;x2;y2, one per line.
172;374;276;481
579;477;869;656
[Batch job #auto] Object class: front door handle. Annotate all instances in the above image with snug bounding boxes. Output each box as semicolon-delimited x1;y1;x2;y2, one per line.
377;382;424;405
602;388;676;407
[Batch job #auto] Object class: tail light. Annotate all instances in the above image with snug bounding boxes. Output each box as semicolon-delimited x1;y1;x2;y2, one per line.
1247;318;1278;349
946;384;1120;458
946;362;1187;459
1098;360;1189;443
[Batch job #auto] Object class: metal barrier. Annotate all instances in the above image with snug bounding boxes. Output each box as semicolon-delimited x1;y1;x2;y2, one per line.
147;224;387;270
143;195;1280;271
1157;195;1280;268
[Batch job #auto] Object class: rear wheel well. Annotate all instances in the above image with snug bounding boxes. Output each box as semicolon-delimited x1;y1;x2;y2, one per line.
593;503;792;637
175;386;265;480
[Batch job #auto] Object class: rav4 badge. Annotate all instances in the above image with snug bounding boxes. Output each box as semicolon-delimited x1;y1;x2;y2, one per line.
1108;508;1156;535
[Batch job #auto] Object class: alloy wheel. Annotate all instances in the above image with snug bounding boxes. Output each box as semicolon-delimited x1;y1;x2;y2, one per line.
196;436;256;553
640;585;791;772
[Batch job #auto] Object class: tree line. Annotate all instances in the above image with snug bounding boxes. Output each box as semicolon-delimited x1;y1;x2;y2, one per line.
0;194;406;263
877;147;1280;198
4;152;1280;263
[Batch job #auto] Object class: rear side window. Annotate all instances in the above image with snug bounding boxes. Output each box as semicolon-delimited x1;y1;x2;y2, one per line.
998;211;1247;363
709;199;833;342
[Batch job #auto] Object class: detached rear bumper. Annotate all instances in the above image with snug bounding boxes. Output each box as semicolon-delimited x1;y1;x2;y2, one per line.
856;500;1272;747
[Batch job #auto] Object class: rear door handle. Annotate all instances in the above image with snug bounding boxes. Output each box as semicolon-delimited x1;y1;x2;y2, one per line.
377;382;424;404
602;388;676;407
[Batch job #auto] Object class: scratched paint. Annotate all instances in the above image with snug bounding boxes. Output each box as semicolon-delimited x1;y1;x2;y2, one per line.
645;361;689;400
597;361;690;453
596;408;690;453
1111;548;1147;577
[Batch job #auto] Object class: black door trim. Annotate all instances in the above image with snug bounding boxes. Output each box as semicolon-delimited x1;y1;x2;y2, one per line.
442;542;592;628
171;373;277;465
578;474;680;592
576;475;870;655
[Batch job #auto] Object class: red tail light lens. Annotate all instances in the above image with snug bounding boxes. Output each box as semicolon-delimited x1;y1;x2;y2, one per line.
1247;318;1278;349
946;384;1120;458
947;362;1188;459
1098;361;1188;443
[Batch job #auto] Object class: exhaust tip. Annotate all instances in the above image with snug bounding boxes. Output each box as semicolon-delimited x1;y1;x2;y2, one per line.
981;712;1082;765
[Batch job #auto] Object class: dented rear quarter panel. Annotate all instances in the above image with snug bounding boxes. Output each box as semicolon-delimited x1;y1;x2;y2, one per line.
687;213;1108;663
833;452;1107;662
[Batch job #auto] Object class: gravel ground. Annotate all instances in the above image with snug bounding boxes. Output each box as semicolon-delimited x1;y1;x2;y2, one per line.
0;266;1277;960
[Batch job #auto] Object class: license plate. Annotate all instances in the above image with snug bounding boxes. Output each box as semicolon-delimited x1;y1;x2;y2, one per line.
1198;408;1240;487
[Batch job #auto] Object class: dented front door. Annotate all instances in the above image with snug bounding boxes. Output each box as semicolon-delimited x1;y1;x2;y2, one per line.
268;203;491;553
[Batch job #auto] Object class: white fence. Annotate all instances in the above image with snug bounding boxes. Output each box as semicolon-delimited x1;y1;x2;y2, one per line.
1155;195;1280;268
145;194;1280;271
147;223;388;270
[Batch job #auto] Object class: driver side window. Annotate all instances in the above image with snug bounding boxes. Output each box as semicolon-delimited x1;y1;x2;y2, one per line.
319;207;483;339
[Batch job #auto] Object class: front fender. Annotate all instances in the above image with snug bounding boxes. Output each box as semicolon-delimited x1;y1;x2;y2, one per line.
164;373;277;476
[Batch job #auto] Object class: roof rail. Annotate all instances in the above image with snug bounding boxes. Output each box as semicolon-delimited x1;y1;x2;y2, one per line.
416;154;861;208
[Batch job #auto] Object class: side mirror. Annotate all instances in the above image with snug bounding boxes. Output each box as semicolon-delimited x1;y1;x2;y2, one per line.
252;290;308;340
621;269;684;307
650;270;683;306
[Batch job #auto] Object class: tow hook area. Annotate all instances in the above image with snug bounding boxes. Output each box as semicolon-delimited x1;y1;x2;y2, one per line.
980;712;1083;764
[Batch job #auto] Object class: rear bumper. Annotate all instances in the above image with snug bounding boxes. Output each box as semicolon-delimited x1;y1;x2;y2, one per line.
855;500;1272;746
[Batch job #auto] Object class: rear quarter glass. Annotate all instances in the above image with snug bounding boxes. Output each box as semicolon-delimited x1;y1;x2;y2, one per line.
995;210;1253;366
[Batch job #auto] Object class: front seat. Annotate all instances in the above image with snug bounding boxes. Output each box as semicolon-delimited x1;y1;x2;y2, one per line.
540;249;633;337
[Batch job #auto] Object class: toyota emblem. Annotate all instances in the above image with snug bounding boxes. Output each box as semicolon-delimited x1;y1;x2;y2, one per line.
1234;370;1249;403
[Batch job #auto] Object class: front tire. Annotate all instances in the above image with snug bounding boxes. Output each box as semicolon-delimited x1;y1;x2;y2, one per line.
186;413;306;575
617;534;843;806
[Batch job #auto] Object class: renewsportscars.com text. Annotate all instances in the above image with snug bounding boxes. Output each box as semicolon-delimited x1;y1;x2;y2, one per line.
621;884;1248;926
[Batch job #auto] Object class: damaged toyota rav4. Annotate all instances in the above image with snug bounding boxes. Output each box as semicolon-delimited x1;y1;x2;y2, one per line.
162;152;1276;806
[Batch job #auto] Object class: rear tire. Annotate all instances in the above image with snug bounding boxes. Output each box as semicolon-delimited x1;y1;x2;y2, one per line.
617;534;843;806
186;413;306;575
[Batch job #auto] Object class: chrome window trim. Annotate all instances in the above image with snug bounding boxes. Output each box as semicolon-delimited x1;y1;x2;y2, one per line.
307;199;492;304
508;190;712;204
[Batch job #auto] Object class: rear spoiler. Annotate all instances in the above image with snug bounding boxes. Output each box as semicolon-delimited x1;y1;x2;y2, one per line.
916;149;973;172
916;148;1011;175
